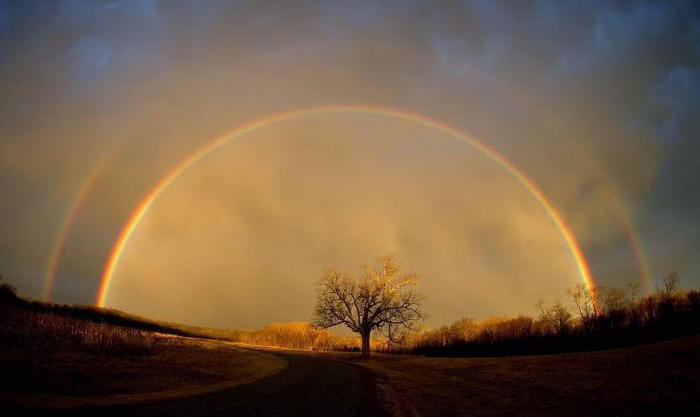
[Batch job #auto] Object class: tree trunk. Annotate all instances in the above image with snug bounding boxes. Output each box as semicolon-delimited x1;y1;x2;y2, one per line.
360;329;371;359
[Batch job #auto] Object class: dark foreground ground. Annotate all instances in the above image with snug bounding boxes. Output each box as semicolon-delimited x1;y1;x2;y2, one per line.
3;336;700;416
3;352;386;417
332;334;700;417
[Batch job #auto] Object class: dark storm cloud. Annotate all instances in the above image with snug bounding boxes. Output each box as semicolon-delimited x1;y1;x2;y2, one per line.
0;0;699;326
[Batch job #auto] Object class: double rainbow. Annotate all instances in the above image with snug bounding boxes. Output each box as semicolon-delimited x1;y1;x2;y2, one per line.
93;105;597;307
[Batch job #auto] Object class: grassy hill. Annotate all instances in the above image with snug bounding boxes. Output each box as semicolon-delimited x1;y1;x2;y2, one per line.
1;293;242;342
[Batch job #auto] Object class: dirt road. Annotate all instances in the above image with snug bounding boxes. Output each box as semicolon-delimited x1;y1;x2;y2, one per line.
11;351;386;417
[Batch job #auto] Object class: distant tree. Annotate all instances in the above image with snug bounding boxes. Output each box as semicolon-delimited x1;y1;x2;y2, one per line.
660;273;680;298
597;284;642;329
551;300;572;334
654;273;683;321
449;317;477;342
312;256;424;359
535;300;571;335
568;283;597;328
599;287;629;315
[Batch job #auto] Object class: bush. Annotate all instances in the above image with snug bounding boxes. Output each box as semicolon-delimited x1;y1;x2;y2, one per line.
0;274;18;302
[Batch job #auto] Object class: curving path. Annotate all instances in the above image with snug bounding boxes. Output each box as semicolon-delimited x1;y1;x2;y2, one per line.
19;351;387;417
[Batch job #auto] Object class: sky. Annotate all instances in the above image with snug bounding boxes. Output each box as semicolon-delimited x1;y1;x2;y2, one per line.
1;0;699;330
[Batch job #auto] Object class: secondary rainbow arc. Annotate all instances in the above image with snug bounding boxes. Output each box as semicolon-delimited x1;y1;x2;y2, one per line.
43;155;111;301
95;105;597;307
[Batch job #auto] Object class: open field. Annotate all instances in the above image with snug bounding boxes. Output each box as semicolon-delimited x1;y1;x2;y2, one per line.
320;335;700;417
0;337;285;408
3;297;700;416
6;335;700;416
0;304;285;409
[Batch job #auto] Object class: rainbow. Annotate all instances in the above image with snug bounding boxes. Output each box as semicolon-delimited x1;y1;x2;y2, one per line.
490;86;653;293
571;149;653;294
95;105;596;307
43;155;111;301
618;207;653;294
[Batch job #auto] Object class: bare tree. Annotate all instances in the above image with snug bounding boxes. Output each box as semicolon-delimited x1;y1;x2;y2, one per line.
535;299;572;335
660;272;680;298
568;283;597;328
551;300;572;334
600;287;630;315
312;256;424;359
449;317;477;342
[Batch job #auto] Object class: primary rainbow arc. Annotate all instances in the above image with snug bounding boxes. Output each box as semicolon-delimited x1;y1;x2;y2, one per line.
95;105;597;307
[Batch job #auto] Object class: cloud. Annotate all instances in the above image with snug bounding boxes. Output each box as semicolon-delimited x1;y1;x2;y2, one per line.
0;1;698;327
108;116;579;327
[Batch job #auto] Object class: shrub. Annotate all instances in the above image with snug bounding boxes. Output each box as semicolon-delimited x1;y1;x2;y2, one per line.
0;274;18;303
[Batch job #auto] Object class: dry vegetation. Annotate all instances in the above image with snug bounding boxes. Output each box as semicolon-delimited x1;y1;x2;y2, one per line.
0;287;285;408
383;275;700;357
3;273;699;360
1;307;176;355
236;322;354;351
2;273;700;415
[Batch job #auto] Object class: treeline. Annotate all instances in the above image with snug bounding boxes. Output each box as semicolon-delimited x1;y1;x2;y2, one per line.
395;274;700;356
6;273;699;356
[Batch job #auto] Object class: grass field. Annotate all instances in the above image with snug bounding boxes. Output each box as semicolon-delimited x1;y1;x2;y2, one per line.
3;295;700;415
324;335;700;417
0;305;286;408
